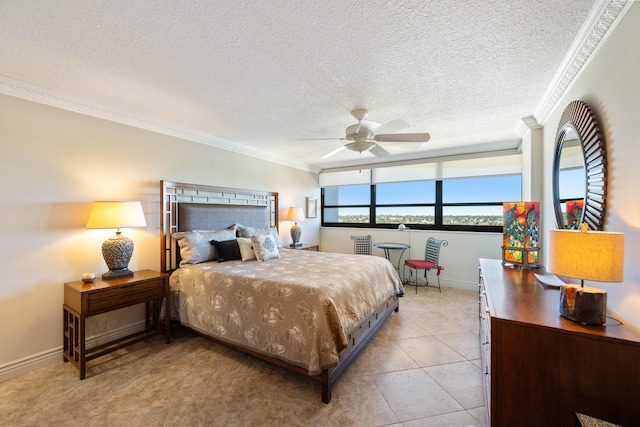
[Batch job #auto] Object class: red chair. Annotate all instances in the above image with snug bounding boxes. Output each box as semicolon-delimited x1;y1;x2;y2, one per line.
403;237;448;293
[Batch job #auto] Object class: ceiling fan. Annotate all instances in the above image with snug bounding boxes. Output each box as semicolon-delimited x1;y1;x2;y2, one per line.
313;109;430;159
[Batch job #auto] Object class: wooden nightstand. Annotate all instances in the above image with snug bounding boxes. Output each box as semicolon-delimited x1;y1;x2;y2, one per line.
286;244;319;251
63;269;170;379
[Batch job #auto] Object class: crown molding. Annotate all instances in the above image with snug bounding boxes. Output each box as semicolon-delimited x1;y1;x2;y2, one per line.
533;0;632;126
0;75;319;173
515;115;542;138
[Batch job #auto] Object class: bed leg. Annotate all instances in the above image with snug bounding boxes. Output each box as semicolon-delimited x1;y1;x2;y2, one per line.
321;370;331;403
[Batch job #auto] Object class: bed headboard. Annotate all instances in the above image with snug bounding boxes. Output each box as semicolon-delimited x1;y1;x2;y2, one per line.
160;180;278;273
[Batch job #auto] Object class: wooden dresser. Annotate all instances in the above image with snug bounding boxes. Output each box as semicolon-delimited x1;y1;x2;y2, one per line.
479;258;640;426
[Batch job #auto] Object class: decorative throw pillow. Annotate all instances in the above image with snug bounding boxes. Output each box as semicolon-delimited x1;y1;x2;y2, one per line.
236;224;282;248
212;239;242;262
234;223;249;237
236;237;256;261
251;234;280;262
172;229;236;266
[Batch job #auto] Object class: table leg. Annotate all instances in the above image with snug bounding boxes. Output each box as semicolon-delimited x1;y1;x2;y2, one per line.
79;315;86;379
63;308;69;363
165;292;171;344
397;248;407;276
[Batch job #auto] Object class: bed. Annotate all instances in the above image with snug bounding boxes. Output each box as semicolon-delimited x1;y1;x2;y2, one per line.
160;180;402;403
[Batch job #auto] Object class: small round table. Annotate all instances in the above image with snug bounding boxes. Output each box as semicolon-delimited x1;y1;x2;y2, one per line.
374;242;410;273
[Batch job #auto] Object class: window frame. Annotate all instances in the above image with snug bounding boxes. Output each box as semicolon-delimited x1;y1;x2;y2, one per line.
321;176;520;233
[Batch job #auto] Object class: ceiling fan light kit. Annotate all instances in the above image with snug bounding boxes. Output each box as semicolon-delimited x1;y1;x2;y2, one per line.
345;140;375;153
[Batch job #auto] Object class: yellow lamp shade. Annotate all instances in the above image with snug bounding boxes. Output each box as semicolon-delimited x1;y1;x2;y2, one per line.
547;229;624;283
86;201;147;229
286;207;305;222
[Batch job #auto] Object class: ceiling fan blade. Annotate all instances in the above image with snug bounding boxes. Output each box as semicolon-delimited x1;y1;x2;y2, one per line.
357;119;381;134
373;132;431;143
369;143;390;157
321;145;347;159
376;119;409;133
298;137;346;141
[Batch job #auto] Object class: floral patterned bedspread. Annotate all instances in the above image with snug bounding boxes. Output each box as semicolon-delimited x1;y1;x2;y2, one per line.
169;249;403;374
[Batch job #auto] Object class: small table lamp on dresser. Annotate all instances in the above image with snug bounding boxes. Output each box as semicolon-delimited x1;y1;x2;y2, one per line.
547;224;624;325
86;201;147;280
502;201;540;269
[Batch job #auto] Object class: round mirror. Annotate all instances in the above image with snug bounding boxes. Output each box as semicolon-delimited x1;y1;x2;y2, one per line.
555;127;586;229
552;100;606;230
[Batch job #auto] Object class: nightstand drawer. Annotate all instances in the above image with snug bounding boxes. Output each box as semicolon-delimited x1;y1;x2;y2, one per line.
87;279;165;315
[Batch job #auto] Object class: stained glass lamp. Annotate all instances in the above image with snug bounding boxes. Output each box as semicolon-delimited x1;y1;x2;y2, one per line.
502;202;540;269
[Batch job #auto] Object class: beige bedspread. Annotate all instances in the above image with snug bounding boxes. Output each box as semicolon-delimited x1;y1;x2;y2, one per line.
169;249;402;374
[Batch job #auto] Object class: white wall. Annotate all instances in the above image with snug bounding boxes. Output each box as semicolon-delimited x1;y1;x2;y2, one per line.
0;94;320;380
320;227;502;290
541;4;640;332
521;128;544;205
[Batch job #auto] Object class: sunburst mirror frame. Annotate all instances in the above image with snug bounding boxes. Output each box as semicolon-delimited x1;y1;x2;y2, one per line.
552;100;607;230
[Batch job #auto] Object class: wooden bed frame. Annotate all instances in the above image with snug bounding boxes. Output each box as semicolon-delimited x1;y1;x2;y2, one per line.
160;180;399;403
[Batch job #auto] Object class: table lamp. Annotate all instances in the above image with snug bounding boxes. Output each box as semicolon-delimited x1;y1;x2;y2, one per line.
286;207;304;247
86;201;147;279
547;225;624;325
502;202;540;269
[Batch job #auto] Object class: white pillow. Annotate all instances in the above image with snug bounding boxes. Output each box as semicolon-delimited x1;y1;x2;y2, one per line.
172;229;236;266
236;237;256;261
236;224;282;248
251;234;280;262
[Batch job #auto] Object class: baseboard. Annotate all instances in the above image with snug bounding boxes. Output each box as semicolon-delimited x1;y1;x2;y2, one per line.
0;320;146;383
0;346;62;383
401;277;478;292
441;280;478;291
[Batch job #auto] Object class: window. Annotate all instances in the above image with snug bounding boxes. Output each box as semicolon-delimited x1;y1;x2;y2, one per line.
442;175;521;227
322;185;370;223
322;174;521;232
375;181;435;225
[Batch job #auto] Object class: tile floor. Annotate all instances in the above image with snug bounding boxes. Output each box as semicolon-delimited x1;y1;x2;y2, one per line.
0;286;485;426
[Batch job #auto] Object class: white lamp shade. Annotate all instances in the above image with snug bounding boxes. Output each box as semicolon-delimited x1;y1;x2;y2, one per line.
547;229;624;282
286;207;305;222
86;201;147;229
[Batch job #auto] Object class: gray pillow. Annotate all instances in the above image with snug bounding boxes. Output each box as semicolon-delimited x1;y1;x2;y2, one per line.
236;224;282;248
172;229;236;266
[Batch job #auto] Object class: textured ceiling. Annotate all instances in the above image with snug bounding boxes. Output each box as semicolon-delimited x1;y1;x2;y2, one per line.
0;1;612;171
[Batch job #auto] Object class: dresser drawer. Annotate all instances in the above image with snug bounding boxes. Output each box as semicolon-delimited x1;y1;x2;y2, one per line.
87;279;166;315
478;271;491;425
